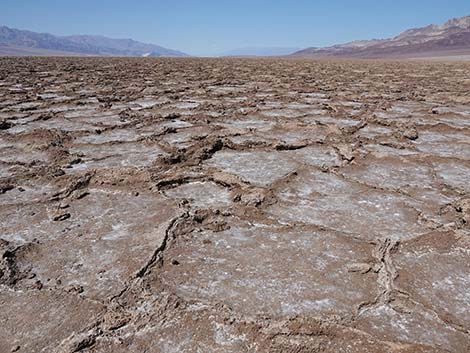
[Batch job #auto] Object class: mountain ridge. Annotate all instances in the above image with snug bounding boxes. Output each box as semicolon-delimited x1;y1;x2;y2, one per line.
292;16;470;59
0;26;189;57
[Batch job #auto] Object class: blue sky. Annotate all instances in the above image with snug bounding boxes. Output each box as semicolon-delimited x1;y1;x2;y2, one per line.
1;0;469;56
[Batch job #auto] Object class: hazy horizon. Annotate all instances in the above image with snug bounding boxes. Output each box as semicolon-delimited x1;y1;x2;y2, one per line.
1;0;470;56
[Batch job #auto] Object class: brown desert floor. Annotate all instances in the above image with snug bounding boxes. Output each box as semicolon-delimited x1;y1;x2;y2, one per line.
0;57;469;353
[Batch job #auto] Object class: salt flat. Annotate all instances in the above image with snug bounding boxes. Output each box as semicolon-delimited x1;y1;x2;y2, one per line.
0;57;469;353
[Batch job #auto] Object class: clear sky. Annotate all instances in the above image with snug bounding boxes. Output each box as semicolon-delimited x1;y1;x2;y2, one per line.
1;0;469;56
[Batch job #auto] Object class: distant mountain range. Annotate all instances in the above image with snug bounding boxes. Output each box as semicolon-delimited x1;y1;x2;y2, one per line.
0;26;189;57
3;16;470;59
293;16;470;59
219;47;301;57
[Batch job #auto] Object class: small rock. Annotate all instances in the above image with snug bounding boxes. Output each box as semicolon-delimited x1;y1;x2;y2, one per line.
59;202;70;209
402;127;419;140
53;212;71;222
347;263;372;274
397;122;419;140
64;284;84;294
336;144;355;162
320;164;330;173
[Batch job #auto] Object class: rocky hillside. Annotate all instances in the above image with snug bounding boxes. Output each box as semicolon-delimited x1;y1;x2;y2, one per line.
293;16;470;58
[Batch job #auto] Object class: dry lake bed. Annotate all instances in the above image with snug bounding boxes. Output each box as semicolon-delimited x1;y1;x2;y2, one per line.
0;57;469;352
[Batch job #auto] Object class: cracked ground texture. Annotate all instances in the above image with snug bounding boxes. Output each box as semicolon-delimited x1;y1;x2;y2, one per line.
0;57;469;353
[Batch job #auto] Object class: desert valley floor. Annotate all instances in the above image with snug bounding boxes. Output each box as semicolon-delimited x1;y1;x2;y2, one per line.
0;57;469;353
